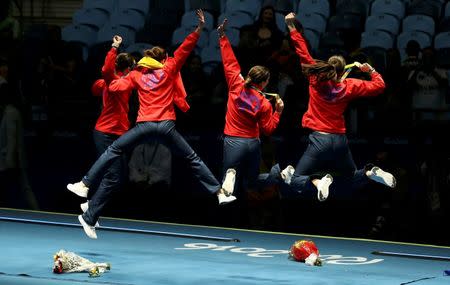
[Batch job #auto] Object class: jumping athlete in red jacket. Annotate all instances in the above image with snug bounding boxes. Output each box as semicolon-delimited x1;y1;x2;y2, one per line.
217;19;284;200
274;13;396;201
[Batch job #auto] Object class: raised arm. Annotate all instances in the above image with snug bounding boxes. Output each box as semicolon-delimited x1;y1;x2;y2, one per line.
346;63;386;99
166;9;205;75
218;19;243;90
102;35;122;83
285;12;315;65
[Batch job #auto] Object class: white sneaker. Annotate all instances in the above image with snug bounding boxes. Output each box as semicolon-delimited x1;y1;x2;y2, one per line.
218;192;237;205
368;167;396;188
281;165;295;184
67;181;89;198
78;215;97;239
222;168;236;196
317;174;333;202
80;201;100;227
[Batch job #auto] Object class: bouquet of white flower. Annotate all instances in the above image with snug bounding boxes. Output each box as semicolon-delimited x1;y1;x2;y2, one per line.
52;249;111;277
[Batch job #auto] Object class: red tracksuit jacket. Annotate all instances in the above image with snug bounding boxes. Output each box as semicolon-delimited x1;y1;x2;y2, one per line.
109;32;199;123
289;30;385;134
220;36;280;138
93;47;131;135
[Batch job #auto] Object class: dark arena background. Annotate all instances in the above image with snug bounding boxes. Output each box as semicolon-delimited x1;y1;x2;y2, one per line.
1;0;449;284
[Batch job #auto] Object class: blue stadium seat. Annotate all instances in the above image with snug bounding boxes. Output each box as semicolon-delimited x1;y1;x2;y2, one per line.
370;0;405;20
446;2;450;18
360;30;394;49
402;14;435;37
273;0;296;14
209;27;240;47
117;0;150;16
225;0;262;19
184;0;222;16
217;11;254;30
72;8;109;30
327;13;364;33
336;0;369;18
96;23;136;47
110;9;146;31
303;29;320;51
397;30;432;60
200;44;222;75
365;14;400;36
171;26;208;53
61;24;98;60
142;0;184;47
319;31;345;49
397;31;431;50
83;0;116;15
297;0;330;20
150;0;184;14
296;12;327;34
181;10;214;32
406;0;442;21
275;12;286;33
62;24;97;47
434;31;450;50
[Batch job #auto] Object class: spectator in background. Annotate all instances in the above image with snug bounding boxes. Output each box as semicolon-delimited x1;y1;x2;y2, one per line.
0;1;20;42
236;28;259;74
238;5;284;72
0;58;7;87
180;53;211;129
267;37;296;99
407;46;449;159
266;17;310;101
408;47;449;126
401;40;421;80
33;24;86;132
37;25;65;102
45;39;87;132
252;5;284;57
381;48;410;136
405;46;449;245
0;58;39;210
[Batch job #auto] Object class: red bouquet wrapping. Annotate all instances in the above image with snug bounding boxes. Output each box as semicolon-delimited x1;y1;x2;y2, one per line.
289;240;322;266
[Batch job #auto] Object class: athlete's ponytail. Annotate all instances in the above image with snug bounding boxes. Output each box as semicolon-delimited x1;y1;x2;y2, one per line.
302;55;346;82
143;46;167;63
244;65;270;88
